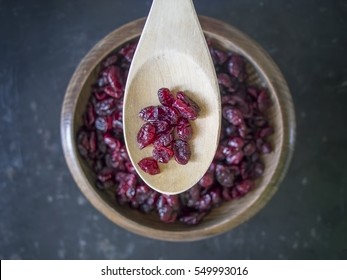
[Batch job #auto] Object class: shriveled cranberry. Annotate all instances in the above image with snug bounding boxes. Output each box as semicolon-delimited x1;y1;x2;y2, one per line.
198;172;214;188
139;106;162;122
102;54;118;68
77;130;89;158
226;151;244;165
222;106;243;126
179;211;206;225
103;133;121;150
259;126;274;138
209;46;229;65
153;131;173;147
176;118;193;141
138;157;160;175
251;162;264;179
151;120;171;134
97;167;114;183
209;187;222;206
260;142;272;154
216;164;234;187
174;91;200;120
257;89;272;112
161;106;180;125
236;180;254;195
95;116;112;132
89;131;97;154
157;88;175;107
228;54;246;82
95;98;115;116
137;123;156;149
172;99;197;120
152;146;174;163
156;195;180;223
227;137;244;150
173;139;191;165
83;104;95;128
243;141;256;156
119;42;137;62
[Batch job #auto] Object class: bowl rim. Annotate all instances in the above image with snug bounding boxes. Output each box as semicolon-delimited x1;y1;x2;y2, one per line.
61;16;296;241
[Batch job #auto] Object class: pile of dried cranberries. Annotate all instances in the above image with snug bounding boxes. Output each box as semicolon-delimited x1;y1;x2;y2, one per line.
76;38;273;225
137;88;200;175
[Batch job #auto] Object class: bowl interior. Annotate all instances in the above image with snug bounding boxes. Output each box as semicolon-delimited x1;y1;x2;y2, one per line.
62;17;294;241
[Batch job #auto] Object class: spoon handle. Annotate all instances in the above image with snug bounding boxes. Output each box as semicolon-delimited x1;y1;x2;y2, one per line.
137;0;210;60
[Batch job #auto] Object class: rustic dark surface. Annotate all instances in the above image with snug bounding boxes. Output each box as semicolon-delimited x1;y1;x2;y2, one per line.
0;0;346;259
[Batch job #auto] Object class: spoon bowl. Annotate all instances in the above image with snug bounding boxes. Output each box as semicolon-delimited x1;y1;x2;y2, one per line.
123;0;221;194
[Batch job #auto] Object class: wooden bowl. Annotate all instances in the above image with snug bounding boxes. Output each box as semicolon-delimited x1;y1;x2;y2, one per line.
61;16;295;241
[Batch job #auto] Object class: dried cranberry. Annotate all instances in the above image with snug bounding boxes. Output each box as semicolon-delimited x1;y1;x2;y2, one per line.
151;120;171;134
215;164;234;187
173;139;191;165
228;54;246;82
153;131;173;147
157;87;175;107
137;123;156;149
222;106;243;126
139;106;162;122
103;133;121;150
138;157;160;175
119;42;137;62
198;172;214;188
152;146;174;163
176;118;193;141
95;98;115;116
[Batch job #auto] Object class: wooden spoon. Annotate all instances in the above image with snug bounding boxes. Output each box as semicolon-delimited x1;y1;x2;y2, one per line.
123;0;221;194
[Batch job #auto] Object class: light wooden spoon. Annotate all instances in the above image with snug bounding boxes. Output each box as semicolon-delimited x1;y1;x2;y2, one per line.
123;0;221;195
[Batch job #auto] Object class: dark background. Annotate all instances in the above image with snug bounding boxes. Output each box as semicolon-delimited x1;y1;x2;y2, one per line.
1;0;346;259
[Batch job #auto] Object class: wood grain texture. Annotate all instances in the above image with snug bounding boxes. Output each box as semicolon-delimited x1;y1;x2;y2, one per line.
123;0;221;194
61;16;295;241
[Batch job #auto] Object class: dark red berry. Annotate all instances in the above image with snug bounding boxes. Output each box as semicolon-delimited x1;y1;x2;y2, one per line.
173;139;191;165
176;118;193;141
137;123;156;149
153;131;173;147
152;146;174;163
157;88;175;107
215;164;234;187
138;157;160;175
103;133;121;150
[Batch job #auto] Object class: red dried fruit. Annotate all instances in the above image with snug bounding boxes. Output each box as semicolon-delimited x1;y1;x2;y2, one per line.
138;106;164;122
222;106;243;126
176;118;193;141
137;123;156;149
103;133;121;150
228;54;246;82
151;120;171;134
215;164;234;187
173;139;191;165
157;87;175;107
153;131;173;147
153;146;174;163
198;172;214;188
119;42;137;62
138;157;160;175
172;99;198;120
95;98;115;116
95;116;112;132
105;66;123;98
